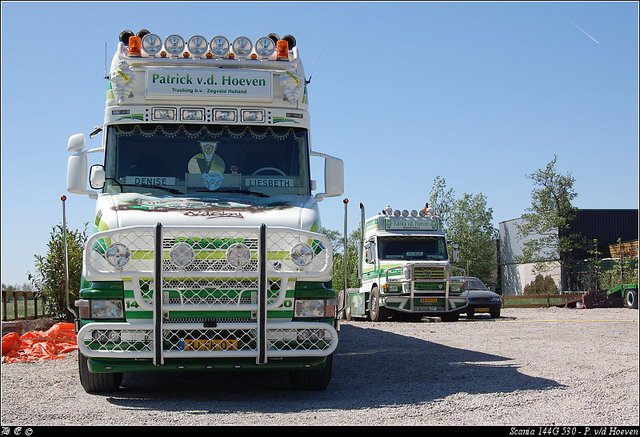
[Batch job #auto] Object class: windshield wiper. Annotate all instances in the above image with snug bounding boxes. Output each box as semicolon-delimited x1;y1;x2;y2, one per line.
196;188;269;198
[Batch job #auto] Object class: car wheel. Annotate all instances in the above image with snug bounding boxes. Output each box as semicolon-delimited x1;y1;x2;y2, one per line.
490;309;501;318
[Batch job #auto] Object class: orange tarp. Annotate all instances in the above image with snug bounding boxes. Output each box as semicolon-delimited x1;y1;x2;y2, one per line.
2;322;77;363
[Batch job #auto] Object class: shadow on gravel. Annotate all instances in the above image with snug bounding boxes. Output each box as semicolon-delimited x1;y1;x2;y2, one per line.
104;322;562;414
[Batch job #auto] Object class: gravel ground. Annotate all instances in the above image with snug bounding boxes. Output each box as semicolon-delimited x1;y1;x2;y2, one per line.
1;307;638;426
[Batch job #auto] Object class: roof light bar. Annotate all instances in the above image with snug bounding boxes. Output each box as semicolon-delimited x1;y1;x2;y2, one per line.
121;31;296;60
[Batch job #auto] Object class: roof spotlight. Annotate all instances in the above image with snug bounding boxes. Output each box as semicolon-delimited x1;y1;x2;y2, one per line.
164;34;185;56
255;37;276;57
188;35;209;56
209;35;230;56
232;36;252;57
141;33;163;55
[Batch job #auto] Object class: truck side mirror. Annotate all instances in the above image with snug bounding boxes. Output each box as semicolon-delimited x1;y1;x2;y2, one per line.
68;133;86;152
311;152;344;201
89;165;106;189
67;133;98;199
451;243;460;263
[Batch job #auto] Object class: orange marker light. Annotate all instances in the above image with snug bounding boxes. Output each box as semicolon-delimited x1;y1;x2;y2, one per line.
276;40;289;61
128;36;142;57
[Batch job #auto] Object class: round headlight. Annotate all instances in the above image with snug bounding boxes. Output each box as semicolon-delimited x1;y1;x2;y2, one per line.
290;243;314;268
105;243;130;268
164;34;185;55
227;243;251;268
170;242;195;268
209;36;230;56
255;37;276;57
188;35;208;56
232;36;252;57
141;33;163;55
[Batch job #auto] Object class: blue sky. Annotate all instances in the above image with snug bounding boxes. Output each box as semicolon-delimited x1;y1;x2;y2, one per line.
1;1;638;287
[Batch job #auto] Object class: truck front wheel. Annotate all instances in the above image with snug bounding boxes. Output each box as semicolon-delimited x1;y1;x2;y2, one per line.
369;287;389;322
289;354;333;390
78;353;123;393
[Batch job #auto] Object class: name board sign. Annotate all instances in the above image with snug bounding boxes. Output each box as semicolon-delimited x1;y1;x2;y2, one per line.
383;217;439;231
245;177;294;188
126;176;176;186
145;68;272;100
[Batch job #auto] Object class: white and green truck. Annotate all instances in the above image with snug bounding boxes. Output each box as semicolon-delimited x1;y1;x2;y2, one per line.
66;30;343;392
344;204;467;322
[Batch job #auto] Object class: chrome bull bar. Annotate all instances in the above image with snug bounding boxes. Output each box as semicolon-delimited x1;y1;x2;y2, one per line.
82;223;336;365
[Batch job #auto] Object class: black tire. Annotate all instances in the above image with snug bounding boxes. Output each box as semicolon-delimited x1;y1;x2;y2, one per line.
440;312;459;322
369;287;389;322
78;353;123;393
490;309;501;318
625;289;638;309
289;354;333;390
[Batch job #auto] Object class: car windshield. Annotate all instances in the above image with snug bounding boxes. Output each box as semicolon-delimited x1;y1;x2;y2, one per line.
465;279;488;290
103;124;310;198
377;236;448;261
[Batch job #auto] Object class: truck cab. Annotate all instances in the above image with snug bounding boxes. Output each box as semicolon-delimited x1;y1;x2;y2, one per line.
67;30;343;392
345;204;467;322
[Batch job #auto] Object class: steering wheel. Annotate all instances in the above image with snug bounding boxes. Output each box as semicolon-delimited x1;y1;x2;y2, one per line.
252;167;286;176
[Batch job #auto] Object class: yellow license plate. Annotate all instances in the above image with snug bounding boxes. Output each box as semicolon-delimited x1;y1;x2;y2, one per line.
184;339;238;351
476;308;490;312
420;298;438;303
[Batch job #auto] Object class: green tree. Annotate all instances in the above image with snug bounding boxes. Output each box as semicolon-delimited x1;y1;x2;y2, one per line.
429;177;498;283
523;274;558;295
322;227;361;293
28;223;88;320
428;175;455;228
448;193;498;283
515;155;581;289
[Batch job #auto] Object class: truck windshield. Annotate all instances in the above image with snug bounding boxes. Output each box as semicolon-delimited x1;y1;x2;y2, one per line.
103;124;310;198
378;236;448;261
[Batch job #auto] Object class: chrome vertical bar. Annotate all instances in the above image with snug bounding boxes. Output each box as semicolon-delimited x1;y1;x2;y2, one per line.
153;222;164;366
256;223;267;365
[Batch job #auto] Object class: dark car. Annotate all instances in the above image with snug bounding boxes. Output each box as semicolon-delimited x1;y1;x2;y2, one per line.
452;276;502;318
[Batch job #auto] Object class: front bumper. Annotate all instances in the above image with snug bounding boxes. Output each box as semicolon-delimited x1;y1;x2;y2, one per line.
79;223;338;367
384;295;468;315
